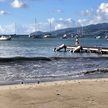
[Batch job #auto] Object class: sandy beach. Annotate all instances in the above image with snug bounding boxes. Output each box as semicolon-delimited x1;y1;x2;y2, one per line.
0;79;108;108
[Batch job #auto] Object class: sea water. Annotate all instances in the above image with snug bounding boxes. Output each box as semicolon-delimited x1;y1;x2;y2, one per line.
0;36;108;84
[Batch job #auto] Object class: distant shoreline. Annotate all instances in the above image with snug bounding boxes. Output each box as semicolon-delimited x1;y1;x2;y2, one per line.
0;34;29;36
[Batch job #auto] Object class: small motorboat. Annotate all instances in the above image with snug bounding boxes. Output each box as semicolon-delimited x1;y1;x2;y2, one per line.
0;35;11;41
44;35;51;38
96;36;101;39
62;34;68;39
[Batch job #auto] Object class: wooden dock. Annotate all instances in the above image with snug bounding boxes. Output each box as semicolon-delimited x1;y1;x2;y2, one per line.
66;46;108;54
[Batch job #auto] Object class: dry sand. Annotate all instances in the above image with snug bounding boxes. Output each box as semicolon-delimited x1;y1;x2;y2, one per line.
0;79;108;108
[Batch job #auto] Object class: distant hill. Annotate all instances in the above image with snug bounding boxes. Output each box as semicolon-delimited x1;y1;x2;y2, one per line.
82;23;108;37
30;23;108;38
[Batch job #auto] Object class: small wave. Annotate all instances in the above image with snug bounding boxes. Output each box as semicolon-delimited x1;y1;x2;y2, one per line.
0;56;108;62
0;57;51;62
51;56;108;60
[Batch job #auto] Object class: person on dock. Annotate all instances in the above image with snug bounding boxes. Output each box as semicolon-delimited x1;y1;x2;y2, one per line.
75;37;80;46
74;37;83;52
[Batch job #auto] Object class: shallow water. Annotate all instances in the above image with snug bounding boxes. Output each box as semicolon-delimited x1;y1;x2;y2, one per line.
0;36;108;84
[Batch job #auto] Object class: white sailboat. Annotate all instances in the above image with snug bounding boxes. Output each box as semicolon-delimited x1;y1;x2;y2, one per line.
44;19;53;38
29;18;40;38
0;24;13;41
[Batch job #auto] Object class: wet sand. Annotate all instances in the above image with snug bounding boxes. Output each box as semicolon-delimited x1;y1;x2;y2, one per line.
0;79;108;108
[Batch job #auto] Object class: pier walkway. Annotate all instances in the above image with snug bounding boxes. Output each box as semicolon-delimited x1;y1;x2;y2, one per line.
54;44;108;54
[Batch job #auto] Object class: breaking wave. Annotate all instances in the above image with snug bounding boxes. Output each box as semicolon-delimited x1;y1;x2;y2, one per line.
0;56;108;62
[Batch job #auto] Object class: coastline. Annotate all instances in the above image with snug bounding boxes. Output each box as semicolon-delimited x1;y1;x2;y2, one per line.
0;78;108;108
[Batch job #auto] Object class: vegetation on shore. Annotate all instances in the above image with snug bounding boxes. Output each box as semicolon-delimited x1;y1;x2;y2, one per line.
30;23;108;38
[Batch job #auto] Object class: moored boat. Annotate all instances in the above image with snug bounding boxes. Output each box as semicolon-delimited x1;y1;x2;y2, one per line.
62;34;68;39
96;36;101;39
0;35;11;41
44;34;51;38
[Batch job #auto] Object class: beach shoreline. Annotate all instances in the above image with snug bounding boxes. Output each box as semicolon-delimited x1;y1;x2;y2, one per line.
0;78;108;108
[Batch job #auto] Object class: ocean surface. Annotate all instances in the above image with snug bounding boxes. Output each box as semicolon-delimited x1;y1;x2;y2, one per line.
0;36;108;85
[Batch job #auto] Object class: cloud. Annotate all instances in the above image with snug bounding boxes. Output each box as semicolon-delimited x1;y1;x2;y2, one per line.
0;23;33;34
91;3;108;24
0;24;15;34
81;9;93;17
77;19;88;26
11;0;27;8
57;18;75;28
0;26;4;33
39;18;75;31
87;16;102;25
0;23;48;34
77;15;104;26
78;2;108;26
48;17;55;24
78;15;107;26
47;17;75;30
96;3;108;21
66;18;73;23
54;24;65;30
0;10;8;15
97;3;108;15
16;24;33;34
0;18;76;34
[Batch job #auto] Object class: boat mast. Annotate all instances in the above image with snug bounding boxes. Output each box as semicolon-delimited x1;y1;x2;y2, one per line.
14;22;16;35
76;22;83;37
81;25;83;36
49;19;52;33
76;22;79;36
34;18;37;32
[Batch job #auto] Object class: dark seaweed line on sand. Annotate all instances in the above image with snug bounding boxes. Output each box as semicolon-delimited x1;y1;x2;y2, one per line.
83;68;108;75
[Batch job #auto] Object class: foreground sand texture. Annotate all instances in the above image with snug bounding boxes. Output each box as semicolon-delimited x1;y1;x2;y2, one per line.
0;79;108;108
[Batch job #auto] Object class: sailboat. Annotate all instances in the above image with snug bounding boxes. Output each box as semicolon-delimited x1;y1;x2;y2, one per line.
29;18;43;38
0;24;14;41
44;19;53;38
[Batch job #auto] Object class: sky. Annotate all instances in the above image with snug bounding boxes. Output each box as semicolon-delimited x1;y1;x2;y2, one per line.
0;0;108;34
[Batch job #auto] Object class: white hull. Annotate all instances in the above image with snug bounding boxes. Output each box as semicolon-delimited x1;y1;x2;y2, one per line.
96;36;101;39
0;36;11;41
73;46;82;52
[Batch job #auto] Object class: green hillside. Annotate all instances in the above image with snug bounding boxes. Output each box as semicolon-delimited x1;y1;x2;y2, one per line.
30;23;108;38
